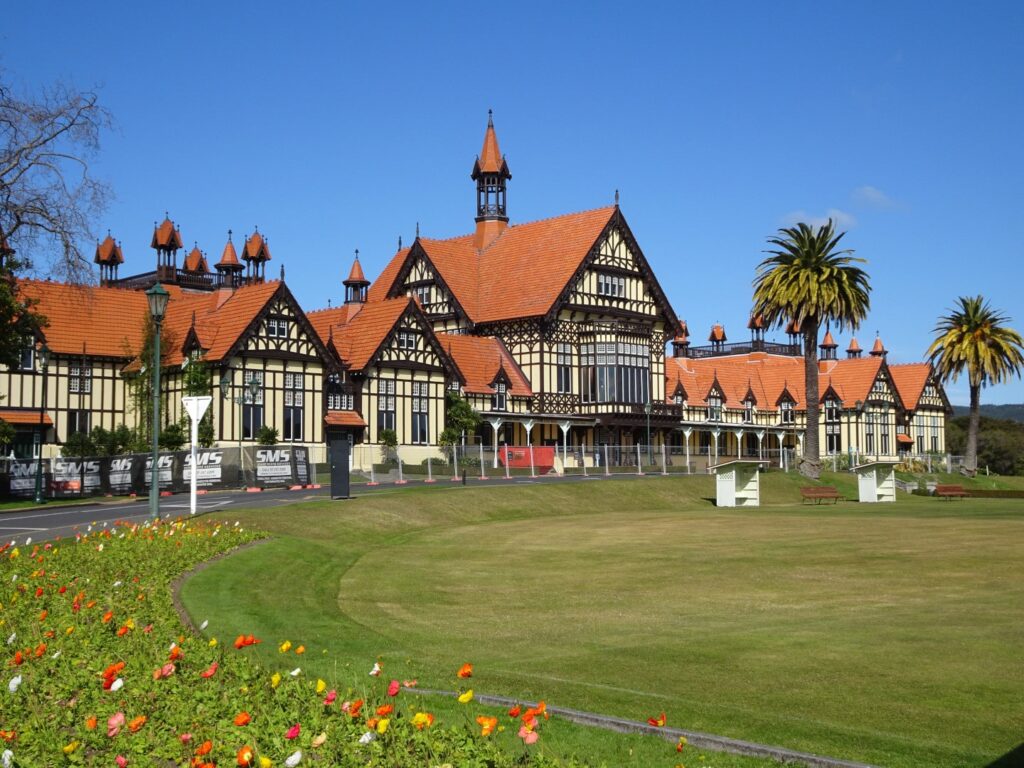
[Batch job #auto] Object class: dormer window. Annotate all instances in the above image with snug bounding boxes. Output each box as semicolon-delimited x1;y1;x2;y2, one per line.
397;330;418;350
673;392;683;406
706;392;722;421
492;382;507;411
780;400;795;424
18;342;34;371
597;274;625;298
743;399;754;423
266;318;290;338
412;285;431;307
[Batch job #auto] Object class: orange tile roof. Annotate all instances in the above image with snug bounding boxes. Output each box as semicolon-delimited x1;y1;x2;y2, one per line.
183;246;209;273
708;324;726;342
217;236;241;269
151;217;183;250
0;408;52;426
888;363;932;409
95;235;123;265
243;231;272;262
474;112;508;176
847;337;862;353
346;256;367;284
871;336;886;355
325;411;367;428
436;333;532;397
308;297;411;371
367;206;617;323
821;329;837;347
896;433;914;444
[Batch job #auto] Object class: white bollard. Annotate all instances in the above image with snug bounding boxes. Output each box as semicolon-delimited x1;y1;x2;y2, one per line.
479;443;487;480
636;444;643;476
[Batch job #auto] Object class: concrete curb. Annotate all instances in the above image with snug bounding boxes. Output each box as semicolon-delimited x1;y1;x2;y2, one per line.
405;687;877;768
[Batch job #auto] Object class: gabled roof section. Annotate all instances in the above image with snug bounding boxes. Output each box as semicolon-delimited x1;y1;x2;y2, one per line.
888;363;933;410
217;232;242;270
436;333;532;397
309;297;423;371
151;217;183;250
243;230;272;262
95;235;123;265
183;245;209;273
472;111;510;178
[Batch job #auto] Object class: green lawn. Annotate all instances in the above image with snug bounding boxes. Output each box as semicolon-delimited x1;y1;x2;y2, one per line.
181;474;1024;768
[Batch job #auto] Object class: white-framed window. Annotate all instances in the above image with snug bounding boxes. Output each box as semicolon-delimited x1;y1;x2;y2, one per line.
18;343;34;371
411;381;429;445
412;285;431;307
492;382;507;411
377;379;396;438
556;343;572;394
242;370;264;439
283;372;304;441
780;400;795;424
67;409;90;437
864;411;875;453
266;318;290;338
397;330;418;350
825;398;841;454
673;391;684;406
596;273;626;298
743;399;754;424
707;392;722;421
326;374;354;410
69;364;92;394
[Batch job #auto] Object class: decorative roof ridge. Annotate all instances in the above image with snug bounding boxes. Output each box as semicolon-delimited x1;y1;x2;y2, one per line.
418;204;617;245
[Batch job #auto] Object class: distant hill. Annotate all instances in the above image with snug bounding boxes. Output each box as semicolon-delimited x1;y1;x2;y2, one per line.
952;403;1024;423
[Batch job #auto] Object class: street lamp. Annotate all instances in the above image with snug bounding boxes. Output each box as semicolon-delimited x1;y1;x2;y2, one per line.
146;283;170;520
33;342;50;504
644;400;652;465
235;374;261;488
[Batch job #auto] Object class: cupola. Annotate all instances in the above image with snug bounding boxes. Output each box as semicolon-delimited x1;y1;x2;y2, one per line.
344;249;370;304
471;110;512;251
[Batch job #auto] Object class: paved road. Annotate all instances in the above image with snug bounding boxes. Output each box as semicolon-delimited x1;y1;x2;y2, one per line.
0;470;642;543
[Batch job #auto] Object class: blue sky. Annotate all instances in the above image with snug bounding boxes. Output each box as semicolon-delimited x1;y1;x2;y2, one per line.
4;1;1022;404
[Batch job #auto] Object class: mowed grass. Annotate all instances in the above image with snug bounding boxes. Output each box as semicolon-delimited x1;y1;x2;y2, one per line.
181;474;1024;768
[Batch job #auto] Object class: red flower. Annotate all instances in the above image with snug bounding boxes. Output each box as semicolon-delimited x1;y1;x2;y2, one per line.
646;712;666;727
508;705;521;718
195;739;213;756
387;679;400;696
457;663;473;678
236;745;254;766
233;712;251;727
200;661;218;679
375;703;394;717
285;723;300;740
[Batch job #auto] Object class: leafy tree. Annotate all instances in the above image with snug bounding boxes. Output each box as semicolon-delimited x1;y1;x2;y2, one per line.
158;423;186;451
379;428;398;463
947;415;1024;476
0;254;46;369
928;296;1024;475
439;391;481;464
752;220;870;479
61;431;95;458
181;355;215;447
0;418;14;454
256;425;279;446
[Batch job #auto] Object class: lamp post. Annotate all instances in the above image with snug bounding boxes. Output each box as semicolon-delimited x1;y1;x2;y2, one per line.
644;400;652;466
146;284;170;520
33;342;50;504
235;375;261;488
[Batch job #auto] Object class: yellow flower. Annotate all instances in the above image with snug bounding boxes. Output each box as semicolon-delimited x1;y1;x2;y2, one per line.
315;679;326;694
376;718;390;734
311;732;327;748
259;758;273;768
458;689;474;704
9;548;19;559
209;638;218;647
66;626;75;635
62;740;80;754
271;672;282;689
279;640;292;653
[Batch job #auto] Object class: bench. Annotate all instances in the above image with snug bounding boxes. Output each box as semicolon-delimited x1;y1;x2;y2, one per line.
935;484;969;499
800;486;843;504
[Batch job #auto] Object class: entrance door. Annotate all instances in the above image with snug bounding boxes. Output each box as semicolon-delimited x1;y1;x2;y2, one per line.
328;437;350;499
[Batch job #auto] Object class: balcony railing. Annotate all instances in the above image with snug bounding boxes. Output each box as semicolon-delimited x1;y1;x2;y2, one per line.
682;340;801;359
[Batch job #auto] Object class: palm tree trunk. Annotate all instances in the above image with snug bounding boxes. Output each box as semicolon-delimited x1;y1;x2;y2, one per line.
801;324;821;479
964;382;980;476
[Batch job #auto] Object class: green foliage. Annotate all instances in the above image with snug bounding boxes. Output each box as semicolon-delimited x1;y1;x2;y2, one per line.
947;415;1024;475
0;255;47;370
256;425;279;446
181;354;215;447
0;418;14;452
379;427;398;462
442;391;481;439
158;422;186;451
61;430;96;457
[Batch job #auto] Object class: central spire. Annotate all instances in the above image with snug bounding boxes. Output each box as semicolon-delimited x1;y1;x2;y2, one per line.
471;110;511;250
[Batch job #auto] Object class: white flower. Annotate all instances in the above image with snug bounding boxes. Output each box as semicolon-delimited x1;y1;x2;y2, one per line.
51;650;61;659
6;633;14;646
96;543;104;552
290;667;301;677
23;537;31;546
199;620;209;631
2;748;13;768
285;750;302;767
8;675;22;693
212;529;218;537
9;575;15;583
169;642;177;652
369;662;382;677
359;731;375;744
109;677;123;692
113;580;122;588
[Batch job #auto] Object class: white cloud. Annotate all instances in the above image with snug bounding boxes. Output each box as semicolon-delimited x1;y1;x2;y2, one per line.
781;208;857;230
852;185;899;209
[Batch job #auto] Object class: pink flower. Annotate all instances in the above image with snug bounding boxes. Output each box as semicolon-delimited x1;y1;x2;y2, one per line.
179;733;192;744
115;756;128;767
107;712;125;738
387;679;400;697
323;690;337;705
518;725;539;745
285;723;301;740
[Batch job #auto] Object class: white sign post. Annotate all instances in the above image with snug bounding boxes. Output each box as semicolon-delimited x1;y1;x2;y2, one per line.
182;396;213;515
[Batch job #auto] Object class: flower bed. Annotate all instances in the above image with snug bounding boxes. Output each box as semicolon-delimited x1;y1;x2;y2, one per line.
0;519;598;767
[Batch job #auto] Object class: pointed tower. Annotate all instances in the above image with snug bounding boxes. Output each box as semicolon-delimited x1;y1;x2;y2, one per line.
242;227;272;283
671;320;690;358
344;249;370;304
183;243;209;274
215;230;244;289
151;214;183;279
870;334;887;358
819;327;838;360
708;323;726;353
846;337;862;359
471;110;512;251
94;233;124;285
747;314;765;348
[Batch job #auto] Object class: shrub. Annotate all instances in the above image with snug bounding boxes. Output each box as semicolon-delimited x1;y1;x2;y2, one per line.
257;425;279;446
158;422;186;451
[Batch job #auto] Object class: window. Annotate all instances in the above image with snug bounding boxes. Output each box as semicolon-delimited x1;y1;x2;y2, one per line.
556;344;572;394
864;411;875;453
707;392;722;421
67;409;90;437
871;377;886;396
825;398;841;454
412;285;431;307
880;411;890;454
283;372;304;441
266;318;290;338
930;415;940;452
68;364;92;394
242;371;263;440
18;343;34;371
596;274;626;298
579;339;649;404
327;375;354;410
377;379;395;438
743;399;754;424
411;381;429;444
492;382;507;411
397;330;418;350
673;391;683;406
780;400;795;424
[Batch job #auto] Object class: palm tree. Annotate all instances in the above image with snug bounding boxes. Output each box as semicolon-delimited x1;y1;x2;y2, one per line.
752;220;871;479
927;296;1024;475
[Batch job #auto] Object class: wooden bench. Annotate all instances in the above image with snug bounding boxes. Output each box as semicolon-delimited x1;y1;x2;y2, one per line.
800;486;843;504
935;484;969;499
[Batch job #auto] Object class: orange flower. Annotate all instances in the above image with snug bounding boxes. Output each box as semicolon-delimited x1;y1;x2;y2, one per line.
236;745;254;766
233;712;251;727
168;646;184;662
85;716;98;731
200;661;218;679
348;699;364;718
195;739;213;756
102;610;114;623
0;730;15;741
646;712;666;727
295;645;305;654
508;705;521;718
476;715;498;736
38;609;47;622
457;663;473;678
233;634;260;650
128;715;147;733
375;703;394;717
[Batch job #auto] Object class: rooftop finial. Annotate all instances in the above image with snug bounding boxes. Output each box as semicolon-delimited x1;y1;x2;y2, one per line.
487;108;493;127
398;235;402;250
416;221;420;238
355;248;359;260
614;189;619;206
227;228;233;241
280;264;285;280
